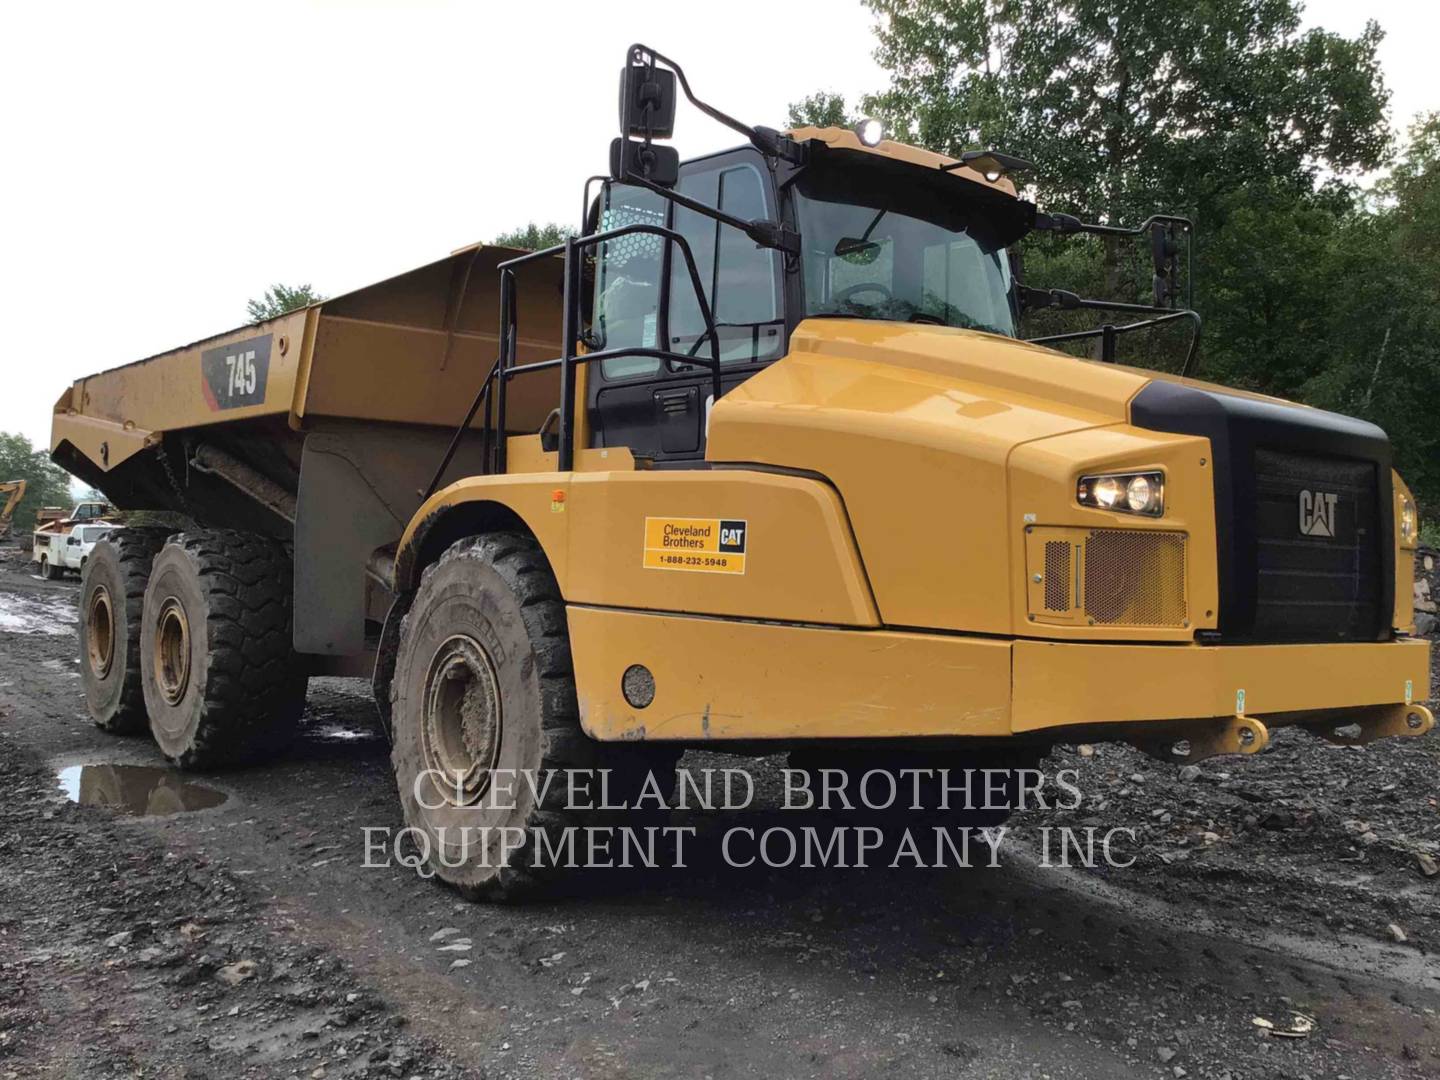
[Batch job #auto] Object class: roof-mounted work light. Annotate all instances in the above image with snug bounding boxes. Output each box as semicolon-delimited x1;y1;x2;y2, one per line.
853;118;884;147
941;149;1035;183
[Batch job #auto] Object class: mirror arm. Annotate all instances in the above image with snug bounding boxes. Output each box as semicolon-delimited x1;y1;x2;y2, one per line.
1034;211;1192;239
621;172;801;256
1032;211;1193;310
1019;284;1181;318
629;43;807;166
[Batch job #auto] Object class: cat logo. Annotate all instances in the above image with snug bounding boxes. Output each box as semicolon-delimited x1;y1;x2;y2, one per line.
1298;489;1338;538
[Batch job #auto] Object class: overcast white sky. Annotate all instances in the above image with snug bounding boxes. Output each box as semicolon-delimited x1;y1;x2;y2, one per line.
2;0;1435;462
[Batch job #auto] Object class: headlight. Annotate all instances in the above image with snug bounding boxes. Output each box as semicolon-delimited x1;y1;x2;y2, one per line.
1399;490;1418;546
1078;470;1164;517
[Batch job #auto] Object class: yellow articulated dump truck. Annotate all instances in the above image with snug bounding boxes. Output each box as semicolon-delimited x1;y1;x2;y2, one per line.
53;46;1431;898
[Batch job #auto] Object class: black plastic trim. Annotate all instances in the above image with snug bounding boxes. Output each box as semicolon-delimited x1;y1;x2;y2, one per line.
1130;380;1394;641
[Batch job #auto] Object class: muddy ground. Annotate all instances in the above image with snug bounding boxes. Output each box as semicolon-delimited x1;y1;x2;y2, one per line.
0;547;1437;1079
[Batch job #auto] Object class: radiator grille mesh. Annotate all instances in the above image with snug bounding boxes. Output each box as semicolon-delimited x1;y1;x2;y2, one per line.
1043;541;1071;611
1083;530;1187;626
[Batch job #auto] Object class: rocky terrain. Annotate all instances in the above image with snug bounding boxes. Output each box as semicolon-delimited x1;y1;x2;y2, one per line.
0;546;1437;1078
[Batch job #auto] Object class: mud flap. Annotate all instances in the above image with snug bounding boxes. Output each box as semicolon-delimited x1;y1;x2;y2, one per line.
369;591;414;742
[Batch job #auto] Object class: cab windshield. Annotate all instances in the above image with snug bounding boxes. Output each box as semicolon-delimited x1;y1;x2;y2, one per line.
794;161;1018;337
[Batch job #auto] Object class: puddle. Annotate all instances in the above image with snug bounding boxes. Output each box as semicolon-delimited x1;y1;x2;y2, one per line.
311;723;380;742
56;764;228;816
0;592;76;635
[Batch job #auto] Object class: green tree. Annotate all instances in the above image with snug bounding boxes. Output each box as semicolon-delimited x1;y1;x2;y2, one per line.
0;431;76;535
787;92;852;129
246;283;325;323
492;223;573;250
862;0;1390;292
1302;115;1440;518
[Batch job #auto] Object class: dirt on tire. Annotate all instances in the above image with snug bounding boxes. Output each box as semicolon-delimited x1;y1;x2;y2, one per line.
80;526;172;733
389;531;676;902
141;529;308;769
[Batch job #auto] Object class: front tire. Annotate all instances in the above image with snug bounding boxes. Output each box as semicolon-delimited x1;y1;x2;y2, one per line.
80;528;172;733
141;530;308;768
390;532;675;901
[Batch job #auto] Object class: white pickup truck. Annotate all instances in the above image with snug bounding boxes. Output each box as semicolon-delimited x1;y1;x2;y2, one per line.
34;518;120;580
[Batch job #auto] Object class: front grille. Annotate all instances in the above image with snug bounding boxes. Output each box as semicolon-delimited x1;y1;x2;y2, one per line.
1043;541;1070;611
1083;530;1188;626
1252;448;1381;640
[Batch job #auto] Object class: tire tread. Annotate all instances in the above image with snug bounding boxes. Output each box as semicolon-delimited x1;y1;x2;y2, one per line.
156;529;307;768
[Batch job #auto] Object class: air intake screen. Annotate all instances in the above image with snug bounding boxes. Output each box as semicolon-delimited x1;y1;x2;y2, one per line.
1083;530;1187;626
1251;449;1381;641
1043;541;1071;611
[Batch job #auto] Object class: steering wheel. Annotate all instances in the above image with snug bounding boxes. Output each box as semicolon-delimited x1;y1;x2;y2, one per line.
834;281;893;304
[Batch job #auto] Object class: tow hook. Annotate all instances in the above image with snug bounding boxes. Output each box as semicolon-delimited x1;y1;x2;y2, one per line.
1301;703;1436;748
1133;713;1271;765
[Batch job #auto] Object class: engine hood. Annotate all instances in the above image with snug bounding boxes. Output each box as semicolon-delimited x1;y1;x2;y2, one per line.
705;319;1171;633
705;318;1360;635
708;318;1191;471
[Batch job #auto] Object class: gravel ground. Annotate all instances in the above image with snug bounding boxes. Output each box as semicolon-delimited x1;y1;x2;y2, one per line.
1;546;1437;1079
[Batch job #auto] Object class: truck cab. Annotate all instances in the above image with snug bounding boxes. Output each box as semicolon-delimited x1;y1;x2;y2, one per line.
62;523;120;573
33;501;119;579
585;130;1022;463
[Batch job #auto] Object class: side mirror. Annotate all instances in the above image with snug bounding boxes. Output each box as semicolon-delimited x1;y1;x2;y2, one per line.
619;63;676;139
609;138;679;188
1150;221;1180;307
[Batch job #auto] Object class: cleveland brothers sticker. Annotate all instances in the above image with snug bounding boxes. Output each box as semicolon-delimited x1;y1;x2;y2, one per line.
643;517;747;574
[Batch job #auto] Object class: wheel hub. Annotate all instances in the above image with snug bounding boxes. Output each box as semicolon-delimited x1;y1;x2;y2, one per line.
86;585;115;679
421;634;503;807
153;597;190;706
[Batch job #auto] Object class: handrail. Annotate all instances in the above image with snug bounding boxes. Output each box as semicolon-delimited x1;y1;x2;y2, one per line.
1028;309;1202;376
422;220;724;497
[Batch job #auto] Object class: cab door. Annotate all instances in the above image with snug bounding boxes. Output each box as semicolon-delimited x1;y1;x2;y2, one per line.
587;148;786;462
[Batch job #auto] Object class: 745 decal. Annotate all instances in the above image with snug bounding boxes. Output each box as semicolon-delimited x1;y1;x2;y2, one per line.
201;334;272;411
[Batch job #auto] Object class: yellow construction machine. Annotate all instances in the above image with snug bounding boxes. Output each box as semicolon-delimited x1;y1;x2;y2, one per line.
0;480;25;540
51;46;1431;898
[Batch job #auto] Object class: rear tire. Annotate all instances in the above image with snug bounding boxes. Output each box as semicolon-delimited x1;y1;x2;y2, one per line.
390;532;676;902
80;527;172;733
141;530;308;769
39;554;59;580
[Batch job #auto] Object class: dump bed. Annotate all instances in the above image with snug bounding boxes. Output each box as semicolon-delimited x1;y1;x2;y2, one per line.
51;244;564;508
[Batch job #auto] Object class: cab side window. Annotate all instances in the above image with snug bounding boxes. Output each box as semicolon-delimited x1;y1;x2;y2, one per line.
667;162;783;365
594;184;668;380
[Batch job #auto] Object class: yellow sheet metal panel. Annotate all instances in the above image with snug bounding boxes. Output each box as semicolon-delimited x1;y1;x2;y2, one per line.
1006;424;1220;641
399;473;574;587
49;409;160;472
298;246;564;432
706;321;1150;634
568;606;1012;741
1393;470;1418;633
54;309;311;465
562;469;878;625
398;465;876;626
1012;638;1430;732
52;245;561;482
